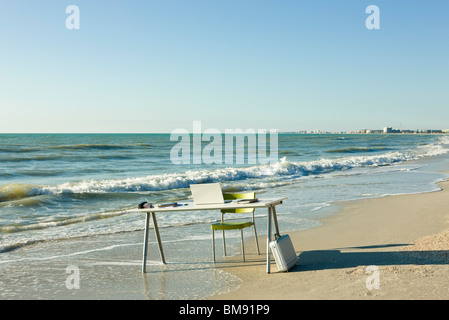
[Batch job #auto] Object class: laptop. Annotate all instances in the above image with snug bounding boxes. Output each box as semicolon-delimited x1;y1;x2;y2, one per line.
190;183;224;205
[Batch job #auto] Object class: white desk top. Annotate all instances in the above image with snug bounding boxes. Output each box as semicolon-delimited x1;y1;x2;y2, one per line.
127;198;287;213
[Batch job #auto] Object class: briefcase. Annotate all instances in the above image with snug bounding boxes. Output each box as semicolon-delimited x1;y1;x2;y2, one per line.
269;234;298;272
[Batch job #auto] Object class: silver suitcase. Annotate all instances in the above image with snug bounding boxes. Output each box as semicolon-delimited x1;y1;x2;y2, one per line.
269;234;298;272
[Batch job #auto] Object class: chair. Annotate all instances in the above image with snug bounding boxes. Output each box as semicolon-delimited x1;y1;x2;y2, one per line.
211;192;260;262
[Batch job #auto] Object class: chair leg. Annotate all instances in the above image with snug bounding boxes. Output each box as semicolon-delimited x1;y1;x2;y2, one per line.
240;229;245;262
253;224;260;255
252;214;260;255
212;229;216;262
221;212;227;256
222;230;227;256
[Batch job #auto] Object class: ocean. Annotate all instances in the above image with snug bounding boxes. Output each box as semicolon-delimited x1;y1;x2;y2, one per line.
1;133;449;299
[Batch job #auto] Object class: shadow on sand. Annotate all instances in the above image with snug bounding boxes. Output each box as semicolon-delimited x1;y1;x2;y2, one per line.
294;243;449;272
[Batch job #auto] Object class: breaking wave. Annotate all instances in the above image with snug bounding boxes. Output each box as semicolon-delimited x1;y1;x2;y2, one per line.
1;135;447;202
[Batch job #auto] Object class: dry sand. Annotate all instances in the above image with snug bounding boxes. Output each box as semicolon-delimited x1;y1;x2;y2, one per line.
211;179;449;300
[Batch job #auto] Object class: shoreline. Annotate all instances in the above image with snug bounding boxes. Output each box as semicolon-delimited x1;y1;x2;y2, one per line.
211;178;449;300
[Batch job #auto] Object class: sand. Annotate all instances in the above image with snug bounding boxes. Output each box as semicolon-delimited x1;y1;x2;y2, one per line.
211;179;449;300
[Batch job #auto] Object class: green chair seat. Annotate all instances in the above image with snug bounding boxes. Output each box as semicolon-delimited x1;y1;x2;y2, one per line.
211;221;253;231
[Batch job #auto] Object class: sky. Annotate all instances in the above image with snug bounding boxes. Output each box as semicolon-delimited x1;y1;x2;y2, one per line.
0;0;448;133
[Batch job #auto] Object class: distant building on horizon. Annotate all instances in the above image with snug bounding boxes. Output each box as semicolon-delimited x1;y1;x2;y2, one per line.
383;127;401;133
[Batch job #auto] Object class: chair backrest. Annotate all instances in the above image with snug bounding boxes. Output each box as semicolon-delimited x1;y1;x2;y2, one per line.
221;192;256;214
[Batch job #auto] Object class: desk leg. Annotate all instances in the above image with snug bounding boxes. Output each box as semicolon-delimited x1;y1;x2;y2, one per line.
151;212;166;264
272;205;280;237
142;212;150;273
266;206;272;274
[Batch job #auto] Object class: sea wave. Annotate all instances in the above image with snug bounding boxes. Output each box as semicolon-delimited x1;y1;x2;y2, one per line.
0;211;126;235
325;147;388;153
0;143;153;154
1;135;447;202
49;144;133;151
0;155;63;162
0;183;39;202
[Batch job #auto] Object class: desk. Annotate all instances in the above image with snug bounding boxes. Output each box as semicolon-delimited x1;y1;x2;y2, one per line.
128;198;286;273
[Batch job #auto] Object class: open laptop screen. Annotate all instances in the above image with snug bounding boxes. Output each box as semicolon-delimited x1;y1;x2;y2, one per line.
190;183;224;205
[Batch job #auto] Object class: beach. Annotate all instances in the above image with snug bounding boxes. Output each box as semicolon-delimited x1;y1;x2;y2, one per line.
212;178;449;300
2;179;449;300
1;134;449;300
